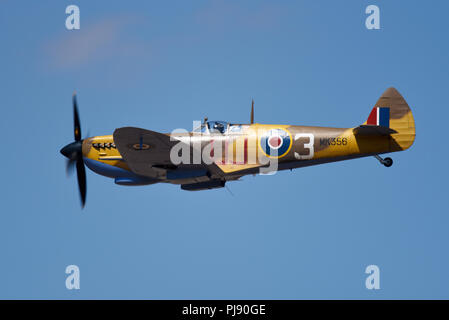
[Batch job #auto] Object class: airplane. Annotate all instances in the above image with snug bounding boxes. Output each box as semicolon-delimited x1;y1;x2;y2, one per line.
60;87;415;208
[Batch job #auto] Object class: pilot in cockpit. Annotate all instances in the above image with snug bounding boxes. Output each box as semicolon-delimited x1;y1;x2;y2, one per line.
204;120;228;134
212;121;225;134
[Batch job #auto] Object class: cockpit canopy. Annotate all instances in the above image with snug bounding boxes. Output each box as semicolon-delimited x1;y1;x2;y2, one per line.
193;120;244;134
193;121;226;134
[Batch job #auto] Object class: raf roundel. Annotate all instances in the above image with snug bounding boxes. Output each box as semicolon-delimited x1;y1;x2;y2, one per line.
260;128;292;158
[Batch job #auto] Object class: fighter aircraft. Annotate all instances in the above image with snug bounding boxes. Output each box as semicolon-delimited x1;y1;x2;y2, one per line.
60;87;415;207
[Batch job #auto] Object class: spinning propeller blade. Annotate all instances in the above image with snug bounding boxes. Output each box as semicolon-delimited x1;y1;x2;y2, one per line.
60;92;87;208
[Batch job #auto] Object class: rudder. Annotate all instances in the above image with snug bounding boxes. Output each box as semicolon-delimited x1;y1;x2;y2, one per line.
364;87;416;151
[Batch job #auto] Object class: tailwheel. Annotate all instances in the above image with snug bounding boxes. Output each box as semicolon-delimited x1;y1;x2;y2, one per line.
374;155;393;167
382;157;393;167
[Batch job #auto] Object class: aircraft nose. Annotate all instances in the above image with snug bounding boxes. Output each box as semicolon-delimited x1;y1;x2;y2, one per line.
60;141;83;159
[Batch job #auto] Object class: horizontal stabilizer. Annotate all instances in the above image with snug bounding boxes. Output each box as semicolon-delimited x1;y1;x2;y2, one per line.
353;125;397;136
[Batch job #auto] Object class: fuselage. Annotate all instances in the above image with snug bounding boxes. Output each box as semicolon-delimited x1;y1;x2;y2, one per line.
81;122;411;186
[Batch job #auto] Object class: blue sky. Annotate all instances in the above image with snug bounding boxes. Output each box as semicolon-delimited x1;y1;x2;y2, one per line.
1;0;448;299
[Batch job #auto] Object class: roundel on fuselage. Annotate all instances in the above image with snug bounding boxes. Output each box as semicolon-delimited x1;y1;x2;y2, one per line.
259;128;292;158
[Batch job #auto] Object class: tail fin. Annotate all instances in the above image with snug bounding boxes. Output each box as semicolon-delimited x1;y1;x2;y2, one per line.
362;87;416;151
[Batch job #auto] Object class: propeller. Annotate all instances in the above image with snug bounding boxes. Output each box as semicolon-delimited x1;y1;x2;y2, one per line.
60;92;87;208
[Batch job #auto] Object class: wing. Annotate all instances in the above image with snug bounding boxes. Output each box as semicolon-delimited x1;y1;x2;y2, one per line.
215;163;263;174
113;127;179;178
113;127;225;179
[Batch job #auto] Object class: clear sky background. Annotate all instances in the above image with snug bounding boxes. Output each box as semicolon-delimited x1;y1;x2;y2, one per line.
1;0;448;299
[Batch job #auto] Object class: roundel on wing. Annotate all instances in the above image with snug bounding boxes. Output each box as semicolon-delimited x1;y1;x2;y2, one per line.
260;128;292;158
